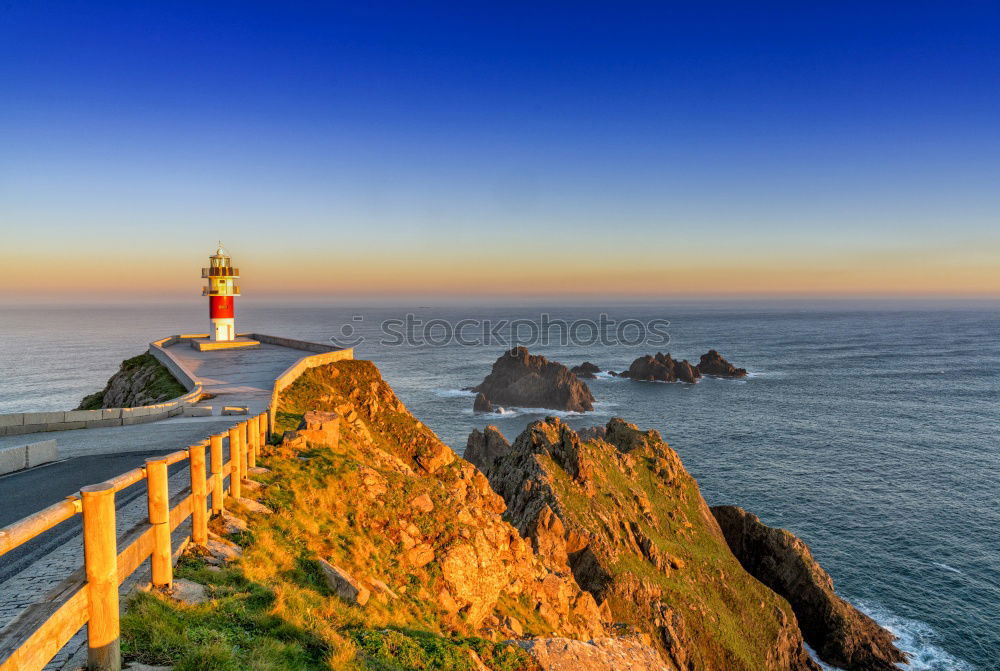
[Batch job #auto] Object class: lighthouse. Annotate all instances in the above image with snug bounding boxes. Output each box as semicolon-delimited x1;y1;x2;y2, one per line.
202;245;240;341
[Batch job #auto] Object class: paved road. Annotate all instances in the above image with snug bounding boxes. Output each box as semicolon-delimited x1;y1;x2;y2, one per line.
0;338;308;668
0;451;194;584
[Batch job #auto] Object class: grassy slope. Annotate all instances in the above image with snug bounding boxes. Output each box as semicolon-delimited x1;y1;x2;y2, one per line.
120;360;555;671
535;426;800;670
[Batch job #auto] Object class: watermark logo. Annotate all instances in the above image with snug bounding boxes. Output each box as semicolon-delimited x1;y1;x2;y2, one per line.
330;313;670;349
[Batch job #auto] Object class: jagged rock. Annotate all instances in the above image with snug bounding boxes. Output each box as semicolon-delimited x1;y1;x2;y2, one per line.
220;512;248;535
464;425;511;474
570;361;602;379
169;578;207;605
472;347;595;412
696;350;748;377
236;498;273;514
473;392;494;413
483;417;821;671
247;466;271;475
317;559;370;606
711;506;906;671
620;353;702;383
124;664;174;671
576;425;607;442
516;637;671;671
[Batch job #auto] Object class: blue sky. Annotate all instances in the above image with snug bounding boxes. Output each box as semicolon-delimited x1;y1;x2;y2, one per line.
2;2;998;298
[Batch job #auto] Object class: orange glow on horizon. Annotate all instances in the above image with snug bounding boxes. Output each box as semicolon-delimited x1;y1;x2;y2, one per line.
1;246;997;300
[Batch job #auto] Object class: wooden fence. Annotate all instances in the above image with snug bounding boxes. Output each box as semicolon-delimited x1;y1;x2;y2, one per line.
0;411;272;671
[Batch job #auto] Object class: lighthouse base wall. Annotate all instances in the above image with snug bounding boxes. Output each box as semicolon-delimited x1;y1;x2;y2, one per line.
191;337;261;352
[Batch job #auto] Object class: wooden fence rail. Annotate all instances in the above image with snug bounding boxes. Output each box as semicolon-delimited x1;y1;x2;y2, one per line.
0;411;273;671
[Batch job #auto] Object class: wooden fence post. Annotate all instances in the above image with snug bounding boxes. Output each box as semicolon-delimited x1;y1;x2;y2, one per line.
145;457;172;589
210;433;224;515
240;421;250;474
247;416;258;469
259;412;268;452
228;426;242;499
81;482;121;671
189;442;208;545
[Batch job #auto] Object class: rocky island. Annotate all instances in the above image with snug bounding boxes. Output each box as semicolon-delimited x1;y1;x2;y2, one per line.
620;352;702;383
471;347;595;412
619;350;748;383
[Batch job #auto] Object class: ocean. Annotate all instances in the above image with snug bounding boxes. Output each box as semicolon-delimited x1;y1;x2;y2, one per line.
1;300;996;669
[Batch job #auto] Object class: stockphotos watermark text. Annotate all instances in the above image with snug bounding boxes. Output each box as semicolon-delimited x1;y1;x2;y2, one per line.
329;314;670;349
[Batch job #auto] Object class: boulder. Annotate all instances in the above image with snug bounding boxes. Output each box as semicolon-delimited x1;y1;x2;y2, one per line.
570;362;602;379
409;493;434;513
472;347;595;412
620;353;701;383
516;637;671;671
473;393;494;413
169;578;207;605
464;425;511;474
711;506;906;671
317;559;370;606
696;350;748;377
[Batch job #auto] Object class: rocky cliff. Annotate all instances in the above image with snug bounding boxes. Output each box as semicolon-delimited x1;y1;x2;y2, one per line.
471;347;595;412
477;416;821;671
76;352;188;409
272;360;611;643
711;506;906;671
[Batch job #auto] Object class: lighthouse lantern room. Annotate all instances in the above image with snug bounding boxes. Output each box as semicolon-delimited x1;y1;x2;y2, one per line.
202;245;241;341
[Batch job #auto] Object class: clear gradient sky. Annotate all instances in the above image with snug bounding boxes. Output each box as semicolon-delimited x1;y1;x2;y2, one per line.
2;2;998;301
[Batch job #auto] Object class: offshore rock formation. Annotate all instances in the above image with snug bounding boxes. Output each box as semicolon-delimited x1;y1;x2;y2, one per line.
696;350;748;378
711;506;906;671
472;347;595;412
620;353;702;383
570;362;602;379
76;352;187;409
478;416;820;671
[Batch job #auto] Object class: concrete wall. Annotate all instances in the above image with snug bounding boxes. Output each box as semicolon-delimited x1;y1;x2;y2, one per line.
0;332;348;438
0;337;204;436
0;439;59;475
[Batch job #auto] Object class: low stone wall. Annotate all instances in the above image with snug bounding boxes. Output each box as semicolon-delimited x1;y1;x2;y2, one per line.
0;439;59;475
0;332;348;437
0;337;204;436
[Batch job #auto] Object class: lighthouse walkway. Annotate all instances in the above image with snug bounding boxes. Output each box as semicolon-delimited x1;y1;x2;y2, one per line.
0;340;319;669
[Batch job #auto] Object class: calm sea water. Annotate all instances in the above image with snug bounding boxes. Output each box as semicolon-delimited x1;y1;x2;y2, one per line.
1;301;997;670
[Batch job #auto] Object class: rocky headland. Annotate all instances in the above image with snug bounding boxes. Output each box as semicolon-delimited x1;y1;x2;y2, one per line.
471;347;595;413
120;356;894;671
711;506;906;671
76;352;188;409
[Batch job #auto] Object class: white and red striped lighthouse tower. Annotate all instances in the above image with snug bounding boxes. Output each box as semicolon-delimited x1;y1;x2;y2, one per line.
202;245;240;341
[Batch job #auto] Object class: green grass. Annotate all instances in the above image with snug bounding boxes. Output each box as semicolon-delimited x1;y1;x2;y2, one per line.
77;352;188;409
